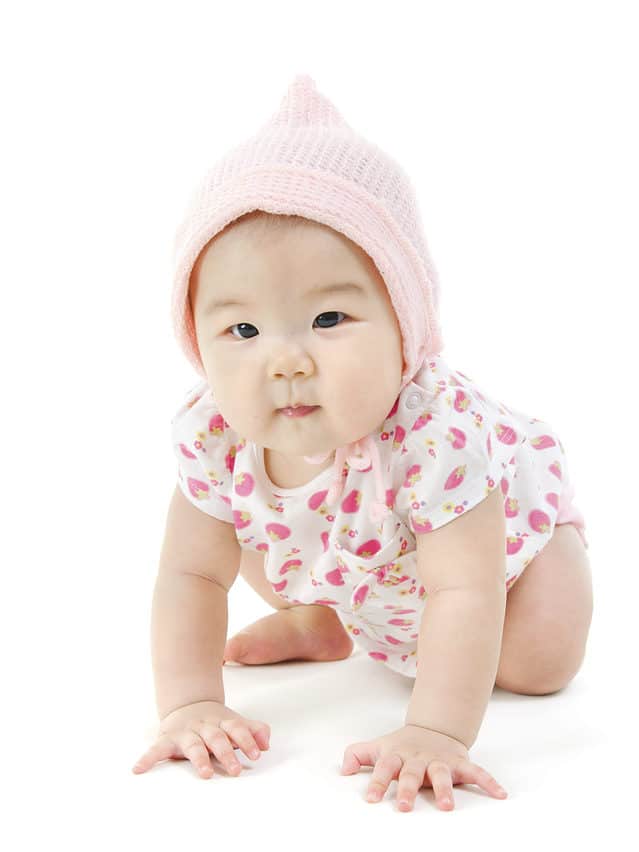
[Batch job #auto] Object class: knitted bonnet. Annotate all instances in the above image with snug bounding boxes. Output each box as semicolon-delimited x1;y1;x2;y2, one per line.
170;73;444;524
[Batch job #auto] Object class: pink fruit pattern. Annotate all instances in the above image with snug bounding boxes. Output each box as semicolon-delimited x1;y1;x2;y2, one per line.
453;389;470;412
444;464;467;490
393;424;406;450
528;508;551;535
308;489;329;511
495;423;518;445
355;539;382;558
504;496;520;519
234;471;255;498
341;489;362;513
548;460;562;480
169;356;586;679
545;492;559;510
265;522;292;542
506;535;524;556
530;434;556;450
185;476;210;501
447;426;466;449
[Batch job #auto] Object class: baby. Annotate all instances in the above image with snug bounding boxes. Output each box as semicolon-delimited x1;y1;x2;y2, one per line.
132;74;593;812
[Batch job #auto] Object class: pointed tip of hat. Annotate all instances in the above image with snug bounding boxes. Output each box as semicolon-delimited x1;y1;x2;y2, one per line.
289;72;318;92
266;72;348;130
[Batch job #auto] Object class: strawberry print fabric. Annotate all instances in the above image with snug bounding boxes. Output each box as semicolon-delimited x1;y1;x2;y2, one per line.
171;355;587;678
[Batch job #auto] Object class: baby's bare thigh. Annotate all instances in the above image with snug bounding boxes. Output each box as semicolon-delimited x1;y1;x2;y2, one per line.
497;524;593;692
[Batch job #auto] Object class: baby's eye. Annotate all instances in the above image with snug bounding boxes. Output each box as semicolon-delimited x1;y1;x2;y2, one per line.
226;312;348;340
314;311;347;329
228;323;259;340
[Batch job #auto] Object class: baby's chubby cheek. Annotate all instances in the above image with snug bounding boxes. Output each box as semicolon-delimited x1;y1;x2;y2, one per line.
316;394;383;447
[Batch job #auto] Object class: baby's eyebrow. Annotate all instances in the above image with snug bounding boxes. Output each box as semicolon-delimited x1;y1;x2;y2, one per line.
204;281;367;313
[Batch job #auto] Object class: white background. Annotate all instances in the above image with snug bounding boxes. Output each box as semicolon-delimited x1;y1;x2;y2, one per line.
2;0;636;848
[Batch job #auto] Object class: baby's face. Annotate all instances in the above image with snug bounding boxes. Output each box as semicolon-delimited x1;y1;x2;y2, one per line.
189;217;405;461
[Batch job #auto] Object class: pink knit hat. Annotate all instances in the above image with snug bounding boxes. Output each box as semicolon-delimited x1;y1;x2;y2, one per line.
171;73;443;388
170;73;445;524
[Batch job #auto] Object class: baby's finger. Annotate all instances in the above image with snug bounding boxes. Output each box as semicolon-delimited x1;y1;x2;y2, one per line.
366;754;402;803
219;718;263;762
396;758;427;811
246;720;271;751
425;760;455;810
132;735;177;774
198;723;243;776
174;729;216;779
454;761;508;799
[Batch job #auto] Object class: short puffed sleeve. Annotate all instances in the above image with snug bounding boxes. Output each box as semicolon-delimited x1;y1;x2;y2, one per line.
170;381;237;523
393;375;518;536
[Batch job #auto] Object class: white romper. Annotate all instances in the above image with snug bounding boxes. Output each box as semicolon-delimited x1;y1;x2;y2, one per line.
171;355;588;679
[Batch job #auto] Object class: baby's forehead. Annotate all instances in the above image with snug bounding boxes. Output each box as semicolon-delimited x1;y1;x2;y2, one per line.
209;213;347;257
198;215;389;298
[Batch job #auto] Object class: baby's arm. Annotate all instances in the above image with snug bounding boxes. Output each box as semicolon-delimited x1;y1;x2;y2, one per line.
152;485;241;719
405;486;507;749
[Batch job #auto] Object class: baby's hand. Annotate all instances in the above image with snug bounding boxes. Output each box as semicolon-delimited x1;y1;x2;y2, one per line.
341;724;507;811
132;700;271;779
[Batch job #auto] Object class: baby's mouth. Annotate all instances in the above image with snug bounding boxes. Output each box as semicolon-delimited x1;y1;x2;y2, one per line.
277;405;320;418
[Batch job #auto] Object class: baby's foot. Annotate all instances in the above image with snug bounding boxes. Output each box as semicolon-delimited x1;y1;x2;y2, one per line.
223;604;354;666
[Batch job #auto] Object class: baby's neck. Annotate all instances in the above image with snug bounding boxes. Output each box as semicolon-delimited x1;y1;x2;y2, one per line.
263;447;335;490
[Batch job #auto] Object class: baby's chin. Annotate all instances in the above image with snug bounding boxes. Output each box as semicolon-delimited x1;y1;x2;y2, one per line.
259;412;340;454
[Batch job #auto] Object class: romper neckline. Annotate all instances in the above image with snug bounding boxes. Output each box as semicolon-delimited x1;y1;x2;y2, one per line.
253;443;335;497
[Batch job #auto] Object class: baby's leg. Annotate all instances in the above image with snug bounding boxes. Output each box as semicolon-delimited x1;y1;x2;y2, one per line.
495;523;593;694
223;550;353;666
